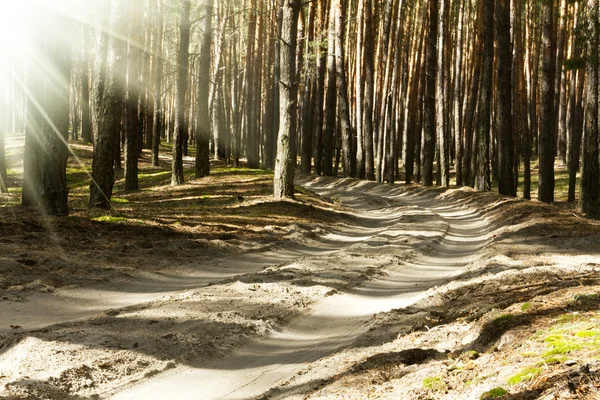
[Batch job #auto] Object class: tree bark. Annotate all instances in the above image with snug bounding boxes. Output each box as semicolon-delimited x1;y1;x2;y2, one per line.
274;0;300;199
538;0;556;203
90;0;128;209
475;0;494;191
171;0;191;186
496;0;515;195
422;0;438;186
580;0;600;218
196;0;214;178
152;0;164;167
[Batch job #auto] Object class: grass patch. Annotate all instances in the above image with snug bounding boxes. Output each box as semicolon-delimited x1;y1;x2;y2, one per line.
480;387;508;399
92;216;128;223
111;197;130;204
423;375;447;391
507;366;542;385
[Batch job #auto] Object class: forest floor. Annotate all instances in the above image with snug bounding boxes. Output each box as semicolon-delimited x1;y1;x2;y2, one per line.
1;136;600;399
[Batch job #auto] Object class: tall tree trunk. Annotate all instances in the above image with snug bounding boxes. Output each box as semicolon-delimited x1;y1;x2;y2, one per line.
363;0;376;181
422;0;438;186
580;0;600;218
171;0;191;186
125;0;143;191
245;0;259;168
90;0;127;209
568;5;584;203
323;0;337;177
196;0;214;178
436;0;449;187
538;0;556;203
81;26;92;144
496;0;515;195
152;0;164;167
335;0;356;178
22;5;72;215
274;0;300;199
355;0;366;178
475;0;494;191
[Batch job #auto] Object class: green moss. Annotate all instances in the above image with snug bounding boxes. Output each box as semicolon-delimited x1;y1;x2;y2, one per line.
573;293;599;304
539;355;568;365
543;335;582;357
521;302;532;312
575;330;600;338
92;216;128;223
507;367;542;385
111;198;130;204
493;314;514;324
423;376;447;391
461;350;480;360
480;387;508;399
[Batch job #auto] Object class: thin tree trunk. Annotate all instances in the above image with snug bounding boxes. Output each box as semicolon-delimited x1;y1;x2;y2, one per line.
422;0;438;186
152;0;164;167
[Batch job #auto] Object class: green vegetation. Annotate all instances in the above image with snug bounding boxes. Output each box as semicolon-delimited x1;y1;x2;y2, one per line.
92;216;128;223
507;366;542;385
423;375;447;391
480;387;508;399
111;198;130;204
493;314;514;324
521;302;532;312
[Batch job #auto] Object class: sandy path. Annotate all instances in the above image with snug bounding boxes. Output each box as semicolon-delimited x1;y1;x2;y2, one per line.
111;177;492;400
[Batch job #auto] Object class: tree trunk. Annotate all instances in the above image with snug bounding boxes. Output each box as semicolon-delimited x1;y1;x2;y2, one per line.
196;0;213;178
152;0;164;167
538;0;556;203
23;6;71;215
475;0;494;191
125;0;143;191
90;0;128;209
580;0;600;218
81;26;92;144
422;0;438;186
171;0;191;186
323;0;337;177
274;0;300;199
335;0;356;178
363;0;376;181
496;0;515;195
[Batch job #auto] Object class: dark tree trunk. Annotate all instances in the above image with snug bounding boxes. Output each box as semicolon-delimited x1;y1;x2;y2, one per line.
335;0;356;178
171;0;191;186
538;0;557;203
312;0;327;176
245;0;259;168
580;0;600;218
422;0;438;186
273;0;300;199
196;0;214;178
90;0;128;209
475;0;494;191
125;0;143;191
496;0;515;196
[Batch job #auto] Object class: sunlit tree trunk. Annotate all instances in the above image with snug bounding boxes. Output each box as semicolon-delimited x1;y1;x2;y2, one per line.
0;68;8;193
171;0;191;186
274;0;300;199
363;0;375;181
196;0;213;178
580;0;600;218
81;26;92;144
90;0;128;209
125;0;143;191
323;0;337;177
151;0;164;167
